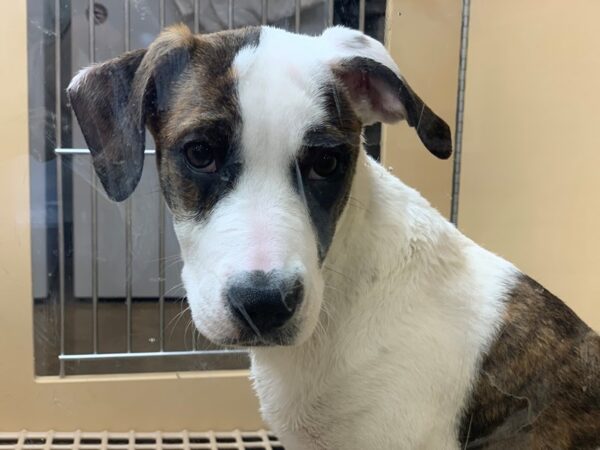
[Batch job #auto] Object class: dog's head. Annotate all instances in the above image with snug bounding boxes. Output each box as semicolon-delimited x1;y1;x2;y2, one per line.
67;25;451;346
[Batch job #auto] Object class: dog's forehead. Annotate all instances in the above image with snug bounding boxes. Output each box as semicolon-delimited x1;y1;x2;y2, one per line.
232;27;338;161
159;26;369;157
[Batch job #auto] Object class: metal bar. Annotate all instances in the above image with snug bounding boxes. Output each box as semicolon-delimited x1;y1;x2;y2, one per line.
121;204;132;334
88;0;100;354
125;206;133;353
57;155;66;377
228;0;234;29
58;349;247;361
55;0;66;378
450;0;471;226
193;0;199;33
91;182;99;353
159;0;165;28
295;0;301;32
261;0;268;25
358;0;366;32
192;329;198;351
158;0;166;354
158;202;166;351
327;0;334;27
54;0;62;150
124;0;133;354
88;1;94;64
56;148;156;155
124;0;130;51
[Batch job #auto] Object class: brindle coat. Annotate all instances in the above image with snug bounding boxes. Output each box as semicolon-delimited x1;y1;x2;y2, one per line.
460;275;600;449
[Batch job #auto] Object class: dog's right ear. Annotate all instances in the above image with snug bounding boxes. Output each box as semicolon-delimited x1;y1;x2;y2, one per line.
67;25;194;201
67;49;147;202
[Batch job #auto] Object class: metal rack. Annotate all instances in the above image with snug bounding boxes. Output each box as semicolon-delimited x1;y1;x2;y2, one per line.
0;430;283;450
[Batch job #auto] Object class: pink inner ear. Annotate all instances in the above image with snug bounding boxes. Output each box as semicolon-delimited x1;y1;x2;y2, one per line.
369;76;407;122
337;69;407;125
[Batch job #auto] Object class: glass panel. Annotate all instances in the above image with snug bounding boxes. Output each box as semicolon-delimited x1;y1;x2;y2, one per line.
28;0;382;376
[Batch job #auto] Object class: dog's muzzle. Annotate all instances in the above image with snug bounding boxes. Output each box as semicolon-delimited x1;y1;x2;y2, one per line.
225;270;304;343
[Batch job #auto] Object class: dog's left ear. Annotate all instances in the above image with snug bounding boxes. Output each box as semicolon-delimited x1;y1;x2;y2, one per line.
323;27;452;159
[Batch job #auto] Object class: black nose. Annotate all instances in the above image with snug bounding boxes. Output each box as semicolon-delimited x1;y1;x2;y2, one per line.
226;271;304;335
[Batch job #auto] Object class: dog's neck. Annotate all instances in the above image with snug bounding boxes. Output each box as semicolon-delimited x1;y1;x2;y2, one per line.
322;150;466;315
250;148;470;409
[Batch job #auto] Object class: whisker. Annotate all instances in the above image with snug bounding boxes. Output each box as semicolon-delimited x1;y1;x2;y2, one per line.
277;285;292;312
184;318;196;350
323;265;353;282
331;86;344;127
163;282;185;297
165;259;184;270
147;254;181;263
167;305;191;342
227;288;263;341
324;284;345;294
236;304;263;341
167;304;190;328
347;197;370;213
348;195;368;208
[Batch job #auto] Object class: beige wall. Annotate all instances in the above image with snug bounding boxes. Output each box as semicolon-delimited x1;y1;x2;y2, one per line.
459;0;600;331
385;0;600;331
383;0;461;218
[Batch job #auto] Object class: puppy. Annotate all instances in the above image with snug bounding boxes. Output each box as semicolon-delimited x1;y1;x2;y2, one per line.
68;25;600;449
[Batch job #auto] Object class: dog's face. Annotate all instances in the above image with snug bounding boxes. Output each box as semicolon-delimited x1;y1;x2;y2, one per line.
68;25;451;346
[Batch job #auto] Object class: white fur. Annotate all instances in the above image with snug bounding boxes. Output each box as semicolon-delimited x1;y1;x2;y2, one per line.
174;26;519;449
251;153;516;449
68;66;92;93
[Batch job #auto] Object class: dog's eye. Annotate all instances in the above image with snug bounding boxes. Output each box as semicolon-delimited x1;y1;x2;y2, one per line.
184;142;216;172
309;151;339;180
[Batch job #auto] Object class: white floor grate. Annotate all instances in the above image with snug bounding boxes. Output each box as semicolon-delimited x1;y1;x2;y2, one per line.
0;431;283;450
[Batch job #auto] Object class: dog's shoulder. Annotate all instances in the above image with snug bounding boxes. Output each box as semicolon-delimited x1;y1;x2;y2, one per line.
459;273;600;449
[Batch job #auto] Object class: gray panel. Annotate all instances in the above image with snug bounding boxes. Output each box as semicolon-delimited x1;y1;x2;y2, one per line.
28;0;50;299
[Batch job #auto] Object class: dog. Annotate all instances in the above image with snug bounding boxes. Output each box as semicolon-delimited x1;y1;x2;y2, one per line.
67;25;600;449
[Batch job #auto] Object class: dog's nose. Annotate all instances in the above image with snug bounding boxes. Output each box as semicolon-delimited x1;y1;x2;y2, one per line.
226;271;303;335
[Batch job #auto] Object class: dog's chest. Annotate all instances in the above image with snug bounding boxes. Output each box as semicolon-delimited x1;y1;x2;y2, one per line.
252;351;463;450
250;306;472;450
251;353;407;449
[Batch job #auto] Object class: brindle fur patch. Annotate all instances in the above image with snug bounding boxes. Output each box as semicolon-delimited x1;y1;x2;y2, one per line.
459;274;600;449
147;26;261;219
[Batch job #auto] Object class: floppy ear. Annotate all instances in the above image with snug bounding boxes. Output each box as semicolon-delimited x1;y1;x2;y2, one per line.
67;49;147;201
67;27;193;201
323;27;452;159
